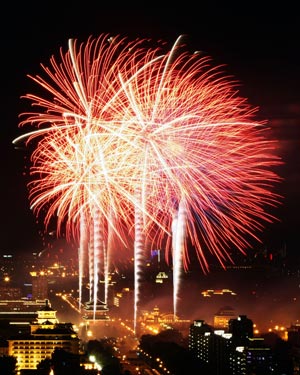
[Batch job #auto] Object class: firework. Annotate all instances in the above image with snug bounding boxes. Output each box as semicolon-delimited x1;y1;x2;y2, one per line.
15;33;281;330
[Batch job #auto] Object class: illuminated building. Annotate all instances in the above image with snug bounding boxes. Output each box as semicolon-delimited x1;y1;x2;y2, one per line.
213;306;236;330
210;330;233;374
230;338;274;375
155;271;169;284
231;320;289;374
0;299;48;335
201;288;237;298
7;300;79;372
82;300;109;321
189;320;213;364
140;306;191;335
112;287;133;318
0;285;22;299
31;299;58;327
189;322;233;373
31;275;48;300
189;318;277;374
150;249;162;268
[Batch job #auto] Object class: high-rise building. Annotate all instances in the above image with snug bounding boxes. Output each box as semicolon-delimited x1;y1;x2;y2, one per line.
31;275;48;300
210;330;233;374
287;323;300;346
189;318;277;375
229;338;274;375
228;315;253;346
189;319;213;365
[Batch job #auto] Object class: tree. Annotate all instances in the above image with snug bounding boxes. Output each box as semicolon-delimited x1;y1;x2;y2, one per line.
37;357;52;374
0;355;17;375
86;339;121;375
51;348;81;375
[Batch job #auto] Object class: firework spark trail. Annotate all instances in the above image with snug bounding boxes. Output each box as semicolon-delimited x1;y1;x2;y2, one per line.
104;208;116;305
15;34;282;332
172;200;187;319
93;209;101;318
78;213;88;310
134;188;145;334
88;223;94;303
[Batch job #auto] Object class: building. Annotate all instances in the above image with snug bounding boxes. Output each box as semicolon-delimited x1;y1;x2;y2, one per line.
30;299;58;328
141;306;191;335
213;306;236;330
288;323;300;346
82;300;110;321
228;315;254;346
0;285;22;300
229;338;274;375
0;299;49;335
31;275;48;300
210;330;233;374
113;287;134;318
189;318;277;375
7;300;80;372
189;319;213;365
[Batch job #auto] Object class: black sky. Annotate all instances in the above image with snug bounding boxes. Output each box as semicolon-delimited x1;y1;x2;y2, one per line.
1;1;299;261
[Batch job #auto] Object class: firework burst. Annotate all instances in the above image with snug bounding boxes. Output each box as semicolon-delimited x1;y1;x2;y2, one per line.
14;33;282;329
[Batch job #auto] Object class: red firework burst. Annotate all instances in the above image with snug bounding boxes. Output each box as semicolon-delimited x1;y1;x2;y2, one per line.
15;33;282;273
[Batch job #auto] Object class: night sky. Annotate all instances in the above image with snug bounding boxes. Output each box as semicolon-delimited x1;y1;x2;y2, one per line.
1;1;299;262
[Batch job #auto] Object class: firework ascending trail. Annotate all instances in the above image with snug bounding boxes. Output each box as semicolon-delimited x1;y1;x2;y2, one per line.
14;33;281;332
172;200;187;319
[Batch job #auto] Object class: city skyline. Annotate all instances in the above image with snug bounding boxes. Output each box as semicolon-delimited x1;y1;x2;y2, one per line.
0;249;296;373
1;1;299;269
0;247;299;336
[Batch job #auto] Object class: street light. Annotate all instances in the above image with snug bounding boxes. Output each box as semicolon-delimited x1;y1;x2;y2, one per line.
89;355;103;372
